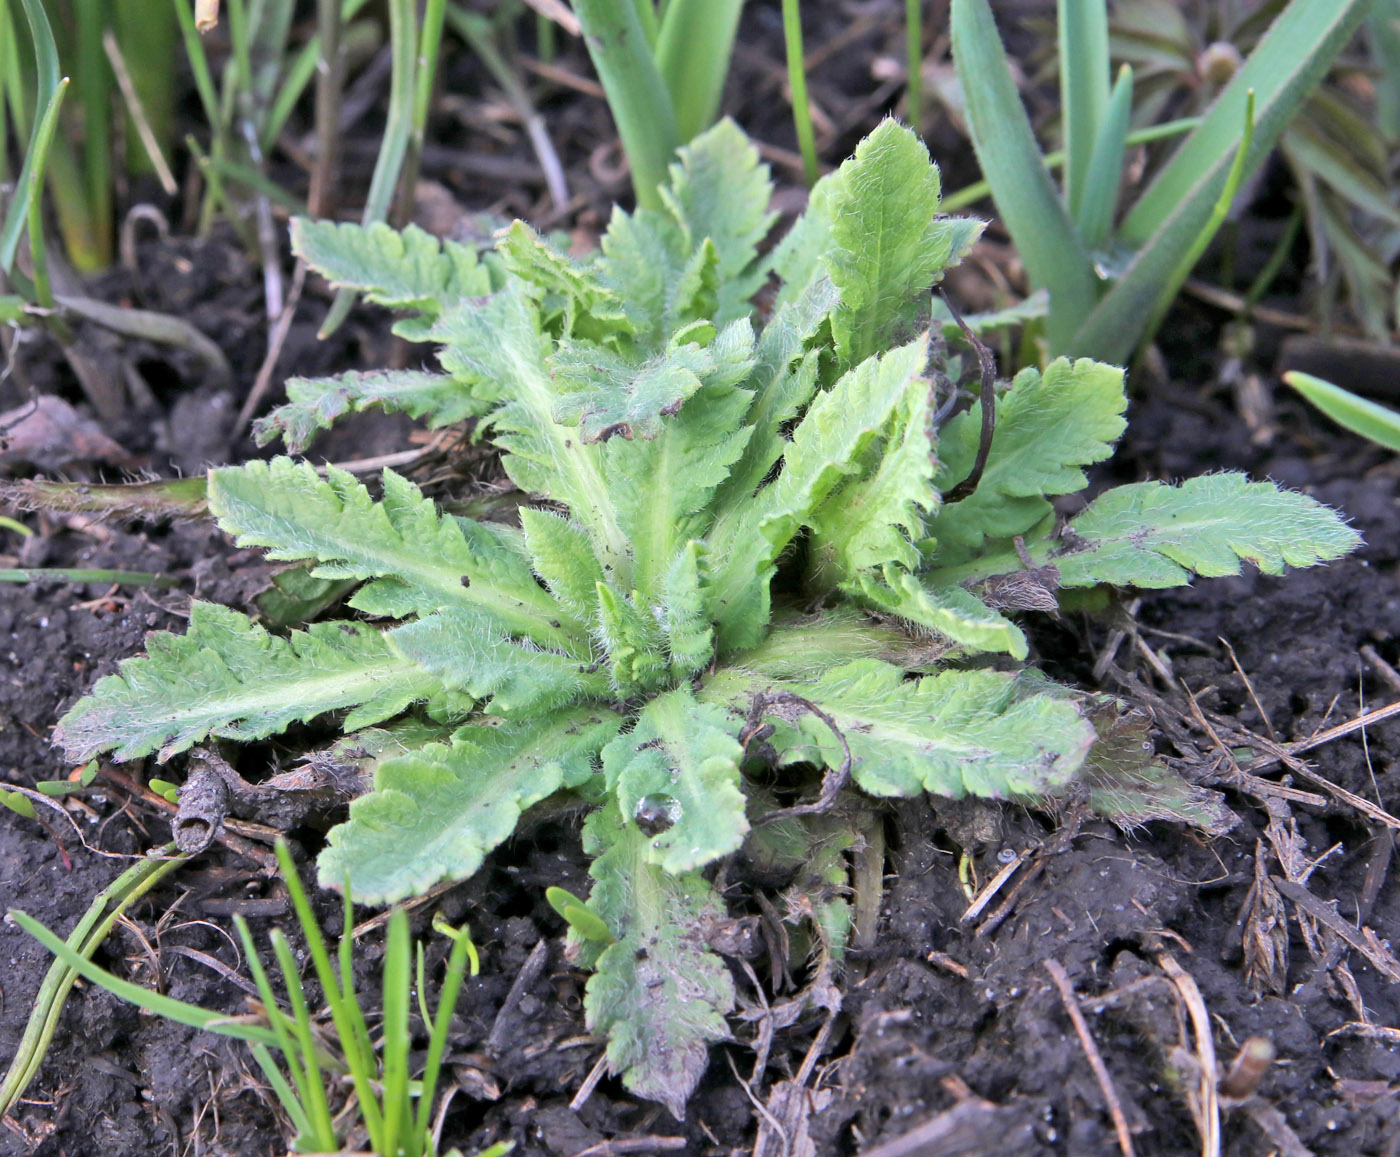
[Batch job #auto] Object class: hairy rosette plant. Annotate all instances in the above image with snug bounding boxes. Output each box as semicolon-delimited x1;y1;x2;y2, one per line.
55;120;1358;1116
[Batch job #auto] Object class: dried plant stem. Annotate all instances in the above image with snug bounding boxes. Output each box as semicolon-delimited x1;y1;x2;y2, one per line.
1044;958;1135;1157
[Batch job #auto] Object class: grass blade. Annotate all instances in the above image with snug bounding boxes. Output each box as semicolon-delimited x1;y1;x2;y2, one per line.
1;851;185;1116
0;568;171;586
74;0;112;267
398;0;446;221
112;0;176;187
8;907;282;1048
781;0;818;186
379;909;412;1152
950;0;1097;352
938;116;1201;212
172;0;221;128
235;916;318;1124
262;32;320;155
21;74;68;307
1072;91;1256;361
247;1043;316;1146
906;0;922;130
1058;0;1110;218
269;929;338;1149
275;840;388;1149
1118;0;1370;246
412;916;477;1142
0;0;28;156
1279;120;1400;229
572;0;679;210
1371;0;1400;139
320;0;419;336
1075;62;1133;248
1284;371;1400;453
0;0;60;275
654;0;742;143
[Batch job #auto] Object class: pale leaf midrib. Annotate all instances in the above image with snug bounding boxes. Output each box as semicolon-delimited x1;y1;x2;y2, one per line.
119;653;423;750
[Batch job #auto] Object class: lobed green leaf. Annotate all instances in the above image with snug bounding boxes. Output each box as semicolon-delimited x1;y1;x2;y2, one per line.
660;118;777;324
808;379;937;583
709;338;928;652
388;608;610;716
581;811;735;1120
822;121;983;366
320;710;621;903
705;659;1094;800
431;286;631;578
55;603;442;763
209;459;577;648
845;567;1027;658
929;358;1127;560
291;218;491;338
254;369;488;454
1052;474;1362;588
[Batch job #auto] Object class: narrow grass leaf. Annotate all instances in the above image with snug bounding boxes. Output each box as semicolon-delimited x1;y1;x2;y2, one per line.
256;369;488;453
950;0;1097;352
0;0;60;274
654;0;743;143
1118;0;1370;245
9;911;282;1048
1076;63;1133;248
1283;371;1400;453
1058;0;1111;218
571;0;679;210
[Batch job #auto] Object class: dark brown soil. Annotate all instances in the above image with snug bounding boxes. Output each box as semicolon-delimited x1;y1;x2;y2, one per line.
5;4;1400;1156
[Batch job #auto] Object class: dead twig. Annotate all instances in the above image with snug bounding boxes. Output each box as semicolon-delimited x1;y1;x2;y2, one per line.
1281;698;1400;758
570;1051;611;1113
1271;876;1400;983
318;445;437;476
488;938;551;1055
1157;953;1220;1157
96;764;278;871
743;691;852;824
940;292;997;504
976;804;1085;937
232;259;307;440
858;1095;1037;1157
571;1138;687;1157
1044;958;1136;1157
1218;1037;1276;1102
1241;1099;1314;1157
349;877;458;938
1219;637;1275;740
519;0;579;36
959;848;1025;924
1361;645;1400;695
1329;1022;1400;1044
